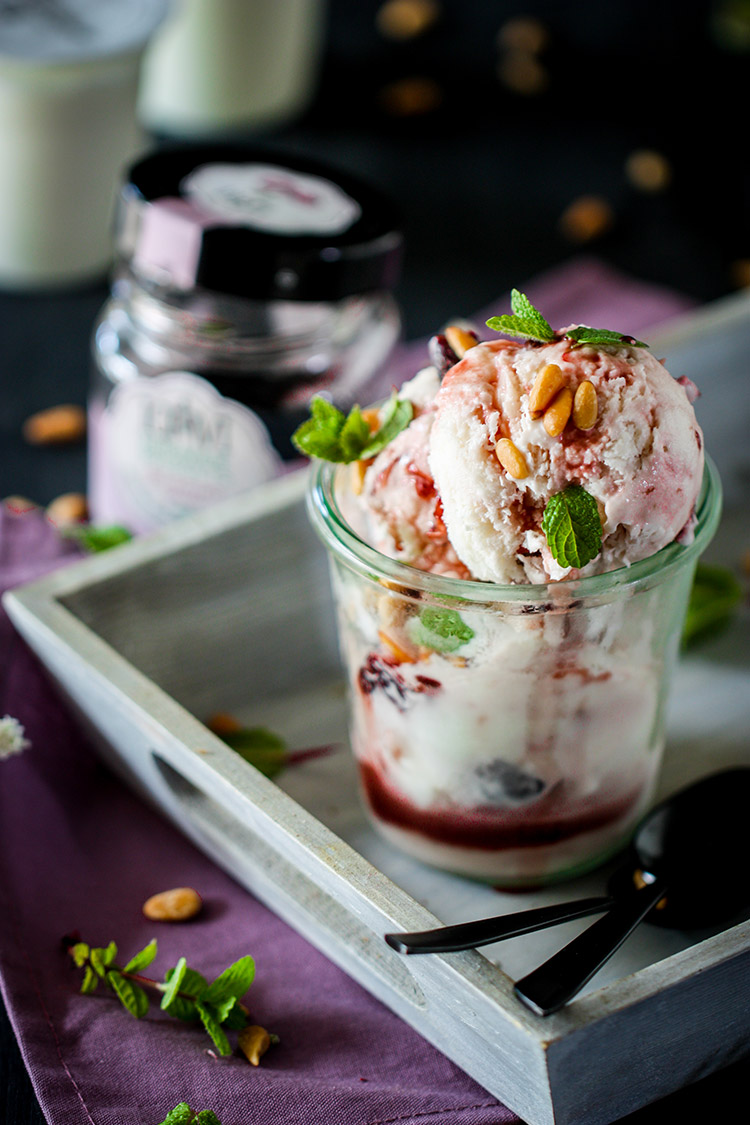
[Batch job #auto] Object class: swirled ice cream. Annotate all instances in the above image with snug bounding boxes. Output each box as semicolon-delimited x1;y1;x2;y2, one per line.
306;297;711;885
359;333;703;584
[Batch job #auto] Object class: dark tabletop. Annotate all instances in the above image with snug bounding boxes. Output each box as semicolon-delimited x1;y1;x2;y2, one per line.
2;2;749;1121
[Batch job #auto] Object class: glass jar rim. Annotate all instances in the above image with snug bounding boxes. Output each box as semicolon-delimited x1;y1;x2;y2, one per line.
307;455;722;604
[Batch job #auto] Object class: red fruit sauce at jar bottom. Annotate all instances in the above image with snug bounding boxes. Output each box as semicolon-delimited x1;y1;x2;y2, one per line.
358;762;642;851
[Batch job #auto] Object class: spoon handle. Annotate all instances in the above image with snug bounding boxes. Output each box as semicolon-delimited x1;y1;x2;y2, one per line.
384;895;615;954
513;879;668;1015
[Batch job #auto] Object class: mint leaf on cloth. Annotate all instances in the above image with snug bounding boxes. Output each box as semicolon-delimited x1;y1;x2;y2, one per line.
201;955;256;1006
542;486;602;569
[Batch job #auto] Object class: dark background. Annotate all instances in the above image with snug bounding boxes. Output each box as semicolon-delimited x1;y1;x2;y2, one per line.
2;1;749;1120
2;0;749;507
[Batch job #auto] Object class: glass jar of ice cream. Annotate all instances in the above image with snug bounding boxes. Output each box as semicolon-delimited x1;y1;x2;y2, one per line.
303;307;722;888
90;146;402;533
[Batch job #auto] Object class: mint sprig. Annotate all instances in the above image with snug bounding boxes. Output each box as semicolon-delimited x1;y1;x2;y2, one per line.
66;937;265;1058
486;289;555;343
220;726;288;778
542;486;602;569
61;524;133;552
292;393;413;463
565;326;648;348
486;290;649;350
159;1103;222;1125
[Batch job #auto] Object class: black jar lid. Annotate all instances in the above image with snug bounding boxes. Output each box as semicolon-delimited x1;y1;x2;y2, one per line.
116;145;403;302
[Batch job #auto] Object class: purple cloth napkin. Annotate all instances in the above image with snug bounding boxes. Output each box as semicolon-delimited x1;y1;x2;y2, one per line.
0;259;696;1125
382;255;696;390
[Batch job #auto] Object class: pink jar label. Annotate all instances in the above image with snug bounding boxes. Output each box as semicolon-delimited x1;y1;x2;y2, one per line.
88;371;282;534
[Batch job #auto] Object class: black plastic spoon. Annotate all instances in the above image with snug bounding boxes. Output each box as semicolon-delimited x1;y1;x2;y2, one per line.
385;768;750;1004
514;767;750;1014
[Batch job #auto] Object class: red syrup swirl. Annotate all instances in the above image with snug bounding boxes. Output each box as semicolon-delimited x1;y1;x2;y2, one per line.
358;762;642;851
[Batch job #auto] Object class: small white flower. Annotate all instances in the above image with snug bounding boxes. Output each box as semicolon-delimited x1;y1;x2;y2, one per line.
0;715;30;760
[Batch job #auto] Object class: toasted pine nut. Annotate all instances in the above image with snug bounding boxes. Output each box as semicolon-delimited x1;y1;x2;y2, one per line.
207;712;243;735
378;629;417;664
350;459;368;495
572;380;598;429
4;495;38;514
361;408;381;433
528;363;566;415
22;404;86;445
142;887;203;922
495;437;528;479
543;387;573;436
238;1024;272;1066
444;325;478;359
46;492;88;527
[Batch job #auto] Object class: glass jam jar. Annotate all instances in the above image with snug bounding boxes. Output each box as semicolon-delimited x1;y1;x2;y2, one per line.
89;145;402;533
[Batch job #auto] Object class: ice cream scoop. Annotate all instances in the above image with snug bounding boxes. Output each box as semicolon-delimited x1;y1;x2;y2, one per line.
385;769;750;1006
301;292;721;888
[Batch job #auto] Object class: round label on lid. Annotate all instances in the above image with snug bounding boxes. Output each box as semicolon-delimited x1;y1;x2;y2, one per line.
180;162;362;237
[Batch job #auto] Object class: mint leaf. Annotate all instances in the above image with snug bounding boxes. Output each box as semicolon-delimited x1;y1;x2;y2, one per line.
108;970;149;1019
163;996;200;1023
359;394;414;459
542;486;602;569
80;966;99;995
61;524;133;552
90;944;116;978
123;939;157;974
486;289;556;343
196;1002;232;1056
160;1107;222;1125
160;1103;195;1125
291;394;412;464
160;957;188;1010
682;563;743;648
221;727;287;778
410;607;474;653
202;955;255;1006
292;397;349;461
219;998;250;1030
70;942;90;968
339;405;371;460
565;326;648;348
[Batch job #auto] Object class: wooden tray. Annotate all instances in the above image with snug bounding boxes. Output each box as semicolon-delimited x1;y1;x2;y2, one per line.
5;292;750;1125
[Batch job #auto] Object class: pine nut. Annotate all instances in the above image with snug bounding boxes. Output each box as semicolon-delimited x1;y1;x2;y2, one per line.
361;408;381;433
22;404;86;445
378;629;418;664
495;437;528;479
543;387;573;436
238;1024;272;1066
528;363;566;414
142;887;203;922
573;380;598;429
350;459;368;495
46;492;88;527
444;325;478;359
207;712;243;735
